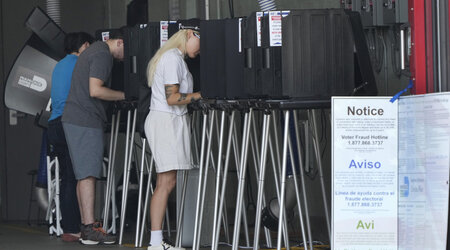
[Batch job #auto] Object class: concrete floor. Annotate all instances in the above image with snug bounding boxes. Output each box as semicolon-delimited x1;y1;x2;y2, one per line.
0;222;222;250
0;222;327;249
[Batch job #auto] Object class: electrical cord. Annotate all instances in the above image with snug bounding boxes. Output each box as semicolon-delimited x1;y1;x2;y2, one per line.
389;25;403;77
375;29;385;73
366;28;384;73
320;109;328;159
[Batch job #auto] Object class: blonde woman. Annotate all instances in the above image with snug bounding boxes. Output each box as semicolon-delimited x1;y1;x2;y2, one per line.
145;27;201;250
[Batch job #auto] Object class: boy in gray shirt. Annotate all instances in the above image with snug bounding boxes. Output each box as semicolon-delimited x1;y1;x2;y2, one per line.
62;28;125;245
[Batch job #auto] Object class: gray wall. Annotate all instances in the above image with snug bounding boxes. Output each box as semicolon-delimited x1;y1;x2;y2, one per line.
1;0;48;222
0;0;5;220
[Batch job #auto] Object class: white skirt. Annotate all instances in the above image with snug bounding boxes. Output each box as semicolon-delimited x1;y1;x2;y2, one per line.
144;110;192;173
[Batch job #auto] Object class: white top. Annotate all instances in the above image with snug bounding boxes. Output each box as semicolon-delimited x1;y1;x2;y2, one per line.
150;48;193;115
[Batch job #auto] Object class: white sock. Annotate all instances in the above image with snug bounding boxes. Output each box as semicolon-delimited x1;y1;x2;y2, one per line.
150;230;163;246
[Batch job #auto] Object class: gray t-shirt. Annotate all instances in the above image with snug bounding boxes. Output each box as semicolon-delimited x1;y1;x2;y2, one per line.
62;41;113;129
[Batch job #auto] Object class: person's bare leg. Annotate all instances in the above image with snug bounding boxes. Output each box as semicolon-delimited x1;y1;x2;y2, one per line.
77;177;96;225
76;182;85;225
150;170;177;230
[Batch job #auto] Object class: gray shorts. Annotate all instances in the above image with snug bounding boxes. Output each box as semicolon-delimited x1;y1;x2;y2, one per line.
62;122;104;180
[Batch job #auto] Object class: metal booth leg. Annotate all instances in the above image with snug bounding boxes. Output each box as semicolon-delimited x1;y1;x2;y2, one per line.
103;110;120;231
212;110;236;249
135;138;147;247
253;111;271;249
138;154;154;247
270;111;291;248
232;108;253;250
175;170;189;247
232;117;251;247
293;111;313;250
286;111;308;250
309;109;331;240
211;110;227;249
192;110;211;250
119;108;137;244
277;110;291;250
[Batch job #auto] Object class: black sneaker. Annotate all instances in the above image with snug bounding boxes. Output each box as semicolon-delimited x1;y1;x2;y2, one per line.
80;222;116;245
147;239;185;250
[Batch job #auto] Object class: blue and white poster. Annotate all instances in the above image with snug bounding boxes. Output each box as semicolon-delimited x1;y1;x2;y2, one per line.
332;97;398;250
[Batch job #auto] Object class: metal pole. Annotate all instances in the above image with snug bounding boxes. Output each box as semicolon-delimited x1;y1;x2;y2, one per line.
103;113;116;229
287;126;308;250
212;111;231;242
277;111;290;250
175;170;189;247
196;109;216;248
437;0;442;92
205;0;210;20
232;109;252;250
270;111;290;247
120;108;138;244
294;111;313;249
192;111;209;250
164;204;171;238
104;111;120;230
212;111;226;248
250;111;272;248
139;154;154;247
119;109;131;245
135;138;147;247
212;110;236;249
253;112;271;249
54;157;62;236
310;109;331;239
232;118;251;247
110;163;117;234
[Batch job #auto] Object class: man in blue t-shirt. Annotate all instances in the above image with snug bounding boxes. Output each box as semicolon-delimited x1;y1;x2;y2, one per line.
47;32;93;242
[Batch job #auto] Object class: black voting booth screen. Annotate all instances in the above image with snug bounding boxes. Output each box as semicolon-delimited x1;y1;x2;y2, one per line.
200;20;226;99
123;23;160;101
282;9;355;99
123;23;161;135
242;13;263;98
260;15;284;99
200;19;245;100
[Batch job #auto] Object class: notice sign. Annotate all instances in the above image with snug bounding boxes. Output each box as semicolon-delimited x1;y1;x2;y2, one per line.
332;97;398;250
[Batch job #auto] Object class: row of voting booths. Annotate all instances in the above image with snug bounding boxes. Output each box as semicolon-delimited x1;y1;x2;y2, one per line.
4;6;377;249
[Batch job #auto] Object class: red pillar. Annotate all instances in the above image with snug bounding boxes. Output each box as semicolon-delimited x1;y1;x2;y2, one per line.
409;0;428;94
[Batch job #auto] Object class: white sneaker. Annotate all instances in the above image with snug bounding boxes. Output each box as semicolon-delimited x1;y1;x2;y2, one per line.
147;240;186;250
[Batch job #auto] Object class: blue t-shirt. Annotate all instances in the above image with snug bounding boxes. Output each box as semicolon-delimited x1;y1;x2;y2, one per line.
49;54;78;121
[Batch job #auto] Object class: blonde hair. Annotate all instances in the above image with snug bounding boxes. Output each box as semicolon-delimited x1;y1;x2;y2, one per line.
147;29;190;87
